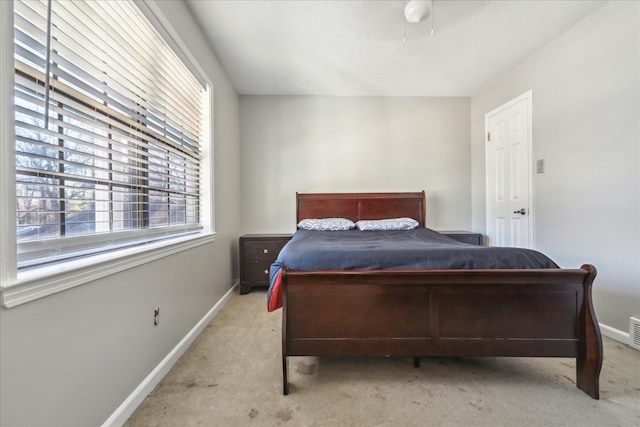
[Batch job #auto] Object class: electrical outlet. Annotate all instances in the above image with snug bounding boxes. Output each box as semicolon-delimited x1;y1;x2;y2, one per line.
154;307;160;326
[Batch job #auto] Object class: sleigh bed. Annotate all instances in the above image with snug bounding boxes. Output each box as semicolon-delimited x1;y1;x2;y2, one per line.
272;191;602;398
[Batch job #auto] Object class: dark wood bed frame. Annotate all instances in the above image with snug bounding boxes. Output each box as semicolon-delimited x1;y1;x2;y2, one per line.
281;191;602;398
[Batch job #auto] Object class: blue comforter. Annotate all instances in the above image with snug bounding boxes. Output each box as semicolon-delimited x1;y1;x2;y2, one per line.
267;228;558;311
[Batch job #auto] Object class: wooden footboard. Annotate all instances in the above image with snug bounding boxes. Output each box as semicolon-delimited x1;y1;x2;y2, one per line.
281;264;602;399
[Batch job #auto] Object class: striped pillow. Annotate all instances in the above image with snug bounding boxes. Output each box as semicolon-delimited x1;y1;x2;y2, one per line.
297;218;356;231
356;218;419;231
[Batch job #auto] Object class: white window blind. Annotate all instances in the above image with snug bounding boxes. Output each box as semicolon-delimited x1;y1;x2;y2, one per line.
14;0;206;269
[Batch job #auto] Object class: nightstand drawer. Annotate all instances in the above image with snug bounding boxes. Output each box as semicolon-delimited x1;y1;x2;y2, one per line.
243;261;273;283
243;240;289;261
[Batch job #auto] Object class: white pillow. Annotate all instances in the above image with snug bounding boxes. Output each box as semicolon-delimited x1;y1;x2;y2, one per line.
297;218;356;231
356;217;419;231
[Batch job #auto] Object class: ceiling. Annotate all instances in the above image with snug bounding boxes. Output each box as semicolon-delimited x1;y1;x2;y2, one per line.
185;0;606;97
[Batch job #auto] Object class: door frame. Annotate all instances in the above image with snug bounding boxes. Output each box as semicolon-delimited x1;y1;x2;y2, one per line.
484;90;534;248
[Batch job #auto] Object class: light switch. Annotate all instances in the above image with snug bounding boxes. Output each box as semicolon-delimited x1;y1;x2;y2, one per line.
536;159;545;174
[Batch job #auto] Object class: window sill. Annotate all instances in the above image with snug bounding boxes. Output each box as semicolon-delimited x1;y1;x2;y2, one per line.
1;232;216;308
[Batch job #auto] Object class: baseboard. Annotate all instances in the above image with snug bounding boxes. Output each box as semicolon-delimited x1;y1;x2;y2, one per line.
599;322;631;346
102;281;239;427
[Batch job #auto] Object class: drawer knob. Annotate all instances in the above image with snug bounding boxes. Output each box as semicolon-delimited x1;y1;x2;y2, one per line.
263;249;269;254
264;269;269;275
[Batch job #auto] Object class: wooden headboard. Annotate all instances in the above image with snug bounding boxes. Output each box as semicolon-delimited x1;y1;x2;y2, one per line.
296;191;426;227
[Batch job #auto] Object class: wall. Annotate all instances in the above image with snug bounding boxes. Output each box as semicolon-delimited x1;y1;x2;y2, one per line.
0;1;241;426
470;1;640;333
240;96;471;233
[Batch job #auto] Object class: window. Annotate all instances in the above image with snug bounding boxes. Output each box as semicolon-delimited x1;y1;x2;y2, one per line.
14;0;210;268
1;0;213;306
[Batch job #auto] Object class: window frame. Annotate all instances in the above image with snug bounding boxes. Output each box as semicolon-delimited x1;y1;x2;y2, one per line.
0;0;215;308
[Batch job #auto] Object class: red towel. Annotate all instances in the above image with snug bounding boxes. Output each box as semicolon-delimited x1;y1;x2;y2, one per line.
268;268;283;312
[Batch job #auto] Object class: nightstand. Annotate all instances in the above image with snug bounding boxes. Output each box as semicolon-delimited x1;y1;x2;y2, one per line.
440;231;484;246
239;234;293;294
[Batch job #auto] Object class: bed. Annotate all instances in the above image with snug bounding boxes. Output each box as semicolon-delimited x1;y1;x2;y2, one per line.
270;191;602;399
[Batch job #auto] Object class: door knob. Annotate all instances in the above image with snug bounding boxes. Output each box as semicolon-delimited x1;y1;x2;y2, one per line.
513;208;526;215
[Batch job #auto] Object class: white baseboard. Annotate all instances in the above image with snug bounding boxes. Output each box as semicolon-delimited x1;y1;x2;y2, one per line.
599;322;631;346
102;281;239;427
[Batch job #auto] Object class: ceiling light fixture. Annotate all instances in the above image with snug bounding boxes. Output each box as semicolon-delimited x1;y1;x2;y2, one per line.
404;0;431;24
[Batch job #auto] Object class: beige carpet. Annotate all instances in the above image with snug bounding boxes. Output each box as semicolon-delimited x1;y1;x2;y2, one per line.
125;289;640;426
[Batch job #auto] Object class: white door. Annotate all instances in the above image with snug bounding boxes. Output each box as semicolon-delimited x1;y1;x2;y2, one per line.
485;91;533;248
